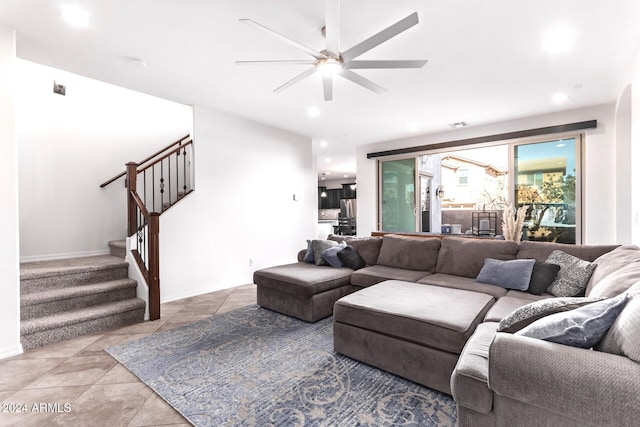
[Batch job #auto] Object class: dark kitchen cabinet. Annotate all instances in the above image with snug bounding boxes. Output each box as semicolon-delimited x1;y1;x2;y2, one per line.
318;188;341;209
342;184;357;199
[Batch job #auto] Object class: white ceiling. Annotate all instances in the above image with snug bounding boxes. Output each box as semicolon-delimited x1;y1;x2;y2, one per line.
2;0;639;180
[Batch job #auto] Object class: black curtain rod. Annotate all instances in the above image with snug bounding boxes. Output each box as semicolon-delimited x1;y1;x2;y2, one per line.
366;120;597;159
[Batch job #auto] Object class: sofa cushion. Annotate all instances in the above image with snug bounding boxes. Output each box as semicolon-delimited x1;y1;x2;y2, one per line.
253;262;352;298
436;237;519;278
598;282;640;362
350;266;430;288
484;296;545;323
516;241;618;262
476;258;536;291
418;273;508;299
516;293;628;348
497;296;604;333
349;238;383;266
337;246;366;270
451;322;499;414
546;250;597;297
505;289;552;301
528;261;561;295
376;234;441;272
334;280;495;354
587;245;640;298
303;240;315;263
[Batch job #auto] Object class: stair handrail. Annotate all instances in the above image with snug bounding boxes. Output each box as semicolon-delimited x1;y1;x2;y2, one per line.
137;139;193;174
99;134;191;188
126;163;161;320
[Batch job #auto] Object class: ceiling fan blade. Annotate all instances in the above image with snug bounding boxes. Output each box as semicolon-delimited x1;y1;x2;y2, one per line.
324;0;341;58
339;69;386;94
345;59;428;69
239;19;327;60
341;12;420;62
323;75;333;101
236;60;316;66
274;67;319;93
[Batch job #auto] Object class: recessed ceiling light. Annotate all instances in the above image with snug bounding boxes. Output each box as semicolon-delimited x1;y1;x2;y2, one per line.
128;57;148;68
307;106;320;118
61;5;90;28
325;158;332;163
343;174;348;178
542;25;574;54
449;121;467;129
552;92;569;104
319;140;328;148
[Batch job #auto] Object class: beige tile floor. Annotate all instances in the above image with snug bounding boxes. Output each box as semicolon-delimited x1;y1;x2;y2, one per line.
0;284;257;427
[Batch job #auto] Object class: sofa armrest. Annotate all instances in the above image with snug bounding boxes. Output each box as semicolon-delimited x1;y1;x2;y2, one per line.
489;332;640;426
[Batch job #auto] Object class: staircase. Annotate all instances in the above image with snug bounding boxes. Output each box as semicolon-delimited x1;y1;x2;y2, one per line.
20;242;145;351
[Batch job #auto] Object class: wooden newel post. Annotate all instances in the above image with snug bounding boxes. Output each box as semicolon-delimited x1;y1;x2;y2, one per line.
148;212;161;320
126;162;138;237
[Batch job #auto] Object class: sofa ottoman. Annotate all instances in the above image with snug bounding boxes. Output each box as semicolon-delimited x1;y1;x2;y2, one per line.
333;280;495;394
253;262;356;322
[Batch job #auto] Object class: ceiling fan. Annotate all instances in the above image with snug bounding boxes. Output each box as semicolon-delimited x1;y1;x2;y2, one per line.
236;0;427;101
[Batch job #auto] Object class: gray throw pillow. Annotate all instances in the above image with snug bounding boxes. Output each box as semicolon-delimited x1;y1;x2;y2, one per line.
303;240;315;263
321;241;347;268
310;240;338;266
545;250;597;297
476;258;536;291
498;297;604;333
516;293;629;348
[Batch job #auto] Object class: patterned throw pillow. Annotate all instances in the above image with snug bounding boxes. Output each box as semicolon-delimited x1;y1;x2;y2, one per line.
545;250;597;297
310;240;338;266
476;258;536;291
498;297;604;333
516;293;629;348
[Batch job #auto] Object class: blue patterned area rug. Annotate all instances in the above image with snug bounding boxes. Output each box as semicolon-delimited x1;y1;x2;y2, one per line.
107;305;457;426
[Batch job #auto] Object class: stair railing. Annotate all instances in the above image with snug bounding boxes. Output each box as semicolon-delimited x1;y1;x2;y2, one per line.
102;135;194;321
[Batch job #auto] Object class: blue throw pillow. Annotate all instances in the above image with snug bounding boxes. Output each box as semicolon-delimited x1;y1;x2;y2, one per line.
322;241;347;268
476;258;536;291
516;293;629;348
303;240;314;263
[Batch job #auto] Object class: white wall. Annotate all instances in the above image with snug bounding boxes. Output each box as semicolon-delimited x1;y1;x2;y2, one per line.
629;51;640;245
0;26;22;358
159;105;315;302
356;104;618;244
16;60;192;261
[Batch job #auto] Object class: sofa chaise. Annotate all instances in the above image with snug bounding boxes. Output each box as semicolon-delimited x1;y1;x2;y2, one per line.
253;234;640;426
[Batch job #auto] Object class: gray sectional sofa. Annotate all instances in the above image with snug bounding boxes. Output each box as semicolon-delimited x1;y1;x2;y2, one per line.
253;234;640;426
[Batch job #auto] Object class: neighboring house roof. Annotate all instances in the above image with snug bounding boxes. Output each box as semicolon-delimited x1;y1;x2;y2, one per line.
440;154;508;178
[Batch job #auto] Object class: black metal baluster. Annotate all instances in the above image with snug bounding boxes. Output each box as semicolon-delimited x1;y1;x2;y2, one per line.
183;147;187;192
143;170;147;208
160;161;164;212
175;148;179;200
168;157;172;208
152;165;156;214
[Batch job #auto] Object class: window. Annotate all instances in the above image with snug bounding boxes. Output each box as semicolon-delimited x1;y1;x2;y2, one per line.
378;134;583;243
458;169;469;185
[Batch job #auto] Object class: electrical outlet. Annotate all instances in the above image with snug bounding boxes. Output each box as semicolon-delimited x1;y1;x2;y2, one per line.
249;258;254;267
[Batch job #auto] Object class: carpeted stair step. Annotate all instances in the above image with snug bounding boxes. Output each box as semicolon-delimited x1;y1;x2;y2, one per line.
20;279;138;320
20;255;129;294
108;240;127;259
20;298;146;351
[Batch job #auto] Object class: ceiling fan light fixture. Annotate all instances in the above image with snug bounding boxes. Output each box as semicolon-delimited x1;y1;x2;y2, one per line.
316;57;343;75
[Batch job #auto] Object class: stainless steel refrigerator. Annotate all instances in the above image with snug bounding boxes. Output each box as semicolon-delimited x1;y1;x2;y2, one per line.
339;199;357;235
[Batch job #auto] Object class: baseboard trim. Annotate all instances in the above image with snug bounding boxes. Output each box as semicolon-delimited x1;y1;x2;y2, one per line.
0;342;23;360
20;249;110;263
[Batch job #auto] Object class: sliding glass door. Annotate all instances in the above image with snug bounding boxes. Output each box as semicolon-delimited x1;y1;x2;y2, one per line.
514;137;580;243
379;158;418;232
